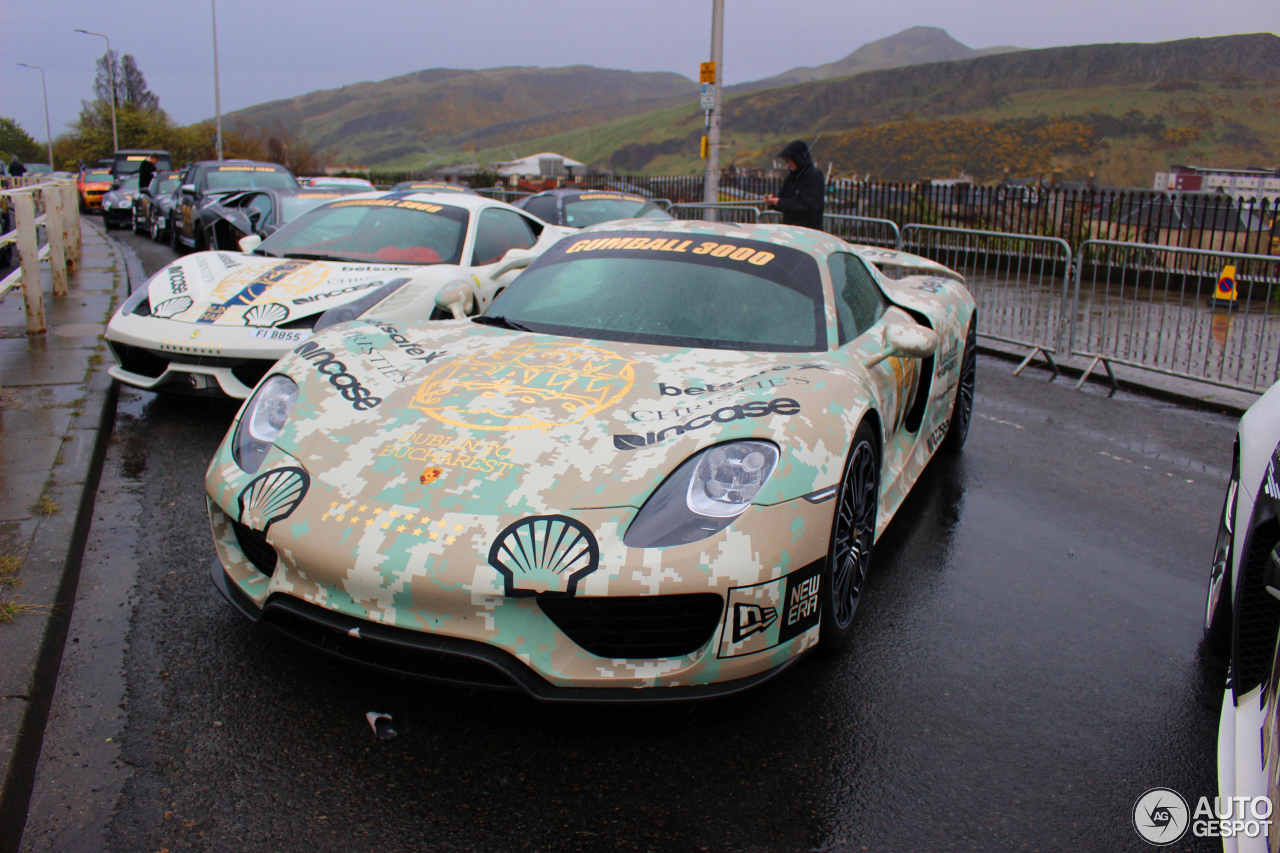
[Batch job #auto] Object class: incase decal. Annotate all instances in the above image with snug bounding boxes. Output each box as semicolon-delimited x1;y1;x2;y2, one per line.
292;341;382;410
613;398;800;451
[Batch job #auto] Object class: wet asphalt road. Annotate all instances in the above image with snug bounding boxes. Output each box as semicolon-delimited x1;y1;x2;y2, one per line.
18;227;1240;852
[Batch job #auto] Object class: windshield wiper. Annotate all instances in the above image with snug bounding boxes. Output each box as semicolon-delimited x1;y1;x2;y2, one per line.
281;251;349;262
472;315;536;332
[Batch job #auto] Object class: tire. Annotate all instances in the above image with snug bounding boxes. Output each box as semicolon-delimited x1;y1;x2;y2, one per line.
132;209;143;235
940;317;976;453
820;420;879;650
150;215;161;242
1204;460;1239;657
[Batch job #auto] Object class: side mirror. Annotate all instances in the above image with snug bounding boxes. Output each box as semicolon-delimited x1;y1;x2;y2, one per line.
238;234;263;253
434;281;475;319
864;322;938;369
181;183;196;196
490;247;539;279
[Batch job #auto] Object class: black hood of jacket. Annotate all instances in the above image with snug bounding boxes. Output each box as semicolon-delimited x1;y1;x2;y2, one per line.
777;140;814;170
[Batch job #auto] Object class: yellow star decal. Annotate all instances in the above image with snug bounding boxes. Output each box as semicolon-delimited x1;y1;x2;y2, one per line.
388;510;399;519
329;501;338;509
412;528;422;536
365;518;376;527
454;524;463;532
381;522;390;529
350;516;360;524
336;515;345;522
359;505;367;512
429;532;438;540
437;520;446;527
396;525;406;532
447;536;456;545
419;516;430;525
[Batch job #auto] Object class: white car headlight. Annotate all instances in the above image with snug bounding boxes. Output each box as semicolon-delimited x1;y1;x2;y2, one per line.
624;440;780;548
232;374;299;473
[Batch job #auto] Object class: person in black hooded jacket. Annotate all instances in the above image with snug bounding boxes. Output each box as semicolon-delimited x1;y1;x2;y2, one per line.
764;140;824;230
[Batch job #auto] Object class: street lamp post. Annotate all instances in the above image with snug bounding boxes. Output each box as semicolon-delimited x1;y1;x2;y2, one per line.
701;0;724;221
211;0;223;160
73;29;119;152
16;63;55;169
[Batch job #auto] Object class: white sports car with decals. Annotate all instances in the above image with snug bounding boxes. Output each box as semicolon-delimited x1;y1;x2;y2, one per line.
105;192;570;398
203;220;978;699
1205;380;1280;852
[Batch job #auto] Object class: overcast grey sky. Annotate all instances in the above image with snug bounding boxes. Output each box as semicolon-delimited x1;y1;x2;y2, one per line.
2;0;1277;146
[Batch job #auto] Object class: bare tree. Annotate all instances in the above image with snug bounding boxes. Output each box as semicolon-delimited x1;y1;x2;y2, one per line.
91;51;160;112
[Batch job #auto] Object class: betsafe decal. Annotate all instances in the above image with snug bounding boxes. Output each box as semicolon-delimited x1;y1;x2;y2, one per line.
613;398;801;451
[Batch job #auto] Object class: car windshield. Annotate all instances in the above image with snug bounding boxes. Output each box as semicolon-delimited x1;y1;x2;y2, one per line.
83;170;112;183
278;193;357;223
116;176;140;191
486;232;825;352
258;198;469;265
206;167;298;191
155;177;181;193
562;194;671;228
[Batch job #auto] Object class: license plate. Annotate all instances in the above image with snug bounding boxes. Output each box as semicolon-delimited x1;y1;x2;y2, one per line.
246;328;307;342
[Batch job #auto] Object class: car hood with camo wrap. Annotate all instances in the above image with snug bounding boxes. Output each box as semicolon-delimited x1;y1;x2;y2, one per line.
204;220;977;697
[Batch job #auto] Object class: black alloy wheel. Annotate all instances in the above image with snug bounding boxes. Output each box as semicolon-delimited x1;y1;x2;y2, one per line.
1204;458;1239;657
820;420;879;650
941;318;977;453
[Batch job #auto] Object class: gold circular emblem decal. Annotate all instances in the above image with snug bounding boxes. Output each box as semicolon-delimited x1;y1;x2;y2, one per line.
419;467;444;485
409;343;636;431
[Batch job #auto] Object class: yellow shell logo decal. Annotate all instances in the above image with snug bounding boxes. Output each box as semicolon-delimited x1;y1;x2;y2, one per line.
409;342;636;432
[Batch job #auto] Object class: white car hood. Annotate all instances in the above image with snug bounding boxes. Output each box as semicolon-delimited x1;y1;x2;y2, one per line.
144;252;423;327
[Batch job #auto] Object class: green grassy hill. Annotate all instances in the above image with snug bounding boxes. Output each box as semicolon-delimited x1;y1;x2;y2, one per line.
733;25;1022;91
221;65;699;166
426;32;1279;187
224;31;1280;186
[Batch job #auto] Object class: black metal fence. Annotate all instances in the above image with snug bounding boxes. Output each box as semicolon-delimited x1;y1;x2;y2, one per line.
372;169;1278;258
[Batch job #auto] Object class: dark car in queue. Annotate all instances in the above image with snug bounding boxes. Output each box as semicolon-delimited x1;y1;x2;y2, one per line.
131;170;183;241
513;188;673;228
110;149;172;182
170;160;298;253
101;175;143;229
199;186;370;251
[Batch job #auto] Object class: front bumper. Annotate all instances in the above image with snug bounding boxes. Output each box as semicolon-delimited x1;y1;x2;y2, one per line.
206;448;837;695
105;312;312;398
210;558;807;702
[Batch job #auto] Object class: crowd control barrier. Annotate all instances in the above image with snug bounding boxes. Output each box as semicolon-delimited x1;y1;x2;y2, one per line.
1070;241;1280;393
901;224;1074;375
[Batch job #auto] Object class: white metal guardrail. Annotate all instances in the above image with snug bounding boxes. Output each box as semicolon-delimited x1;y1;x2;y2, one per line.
0;178;82;340
902;224;1075;376
1070;240;1280;393
823;214;902;250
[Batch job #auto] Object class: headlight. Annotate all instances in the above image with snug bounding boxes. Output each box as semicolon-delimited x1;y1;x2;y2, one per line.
232;374;298;473
312;278;410;333
624;440;779;548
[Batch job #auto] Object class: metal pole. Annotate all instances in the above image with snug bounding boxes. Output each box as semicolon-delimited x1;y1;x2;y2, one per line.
74;30;118;152
701;0;724;221
212;0;223;160
16;64;55;169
